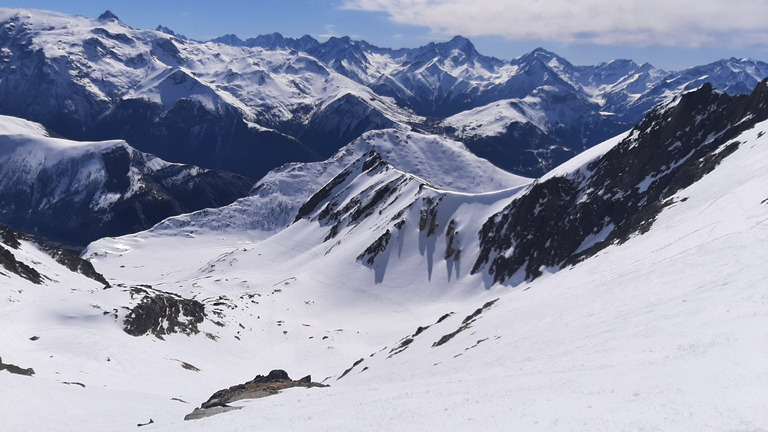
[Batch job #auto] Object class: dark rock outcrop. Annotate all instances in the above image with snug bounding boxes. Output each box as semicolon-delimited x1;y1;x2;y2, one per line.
432;299;498;347
123;287;206;339
29;232;110;286
0;243;43;284
0;356;35;376
0;224;109;287
185;369;327;421
295;151;412;244
357;230;391;265
473;79;768;284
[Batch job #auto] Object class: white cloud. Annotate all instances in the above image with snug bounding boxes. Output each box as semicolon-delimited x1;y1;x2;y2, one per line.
341;0;768;48
318;24;338;39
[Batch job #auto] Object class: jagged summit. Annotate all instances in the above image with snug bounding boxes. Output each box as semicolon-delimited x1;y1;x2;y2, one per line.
246;32;319;50
97;10;120;21
429;35;483;63
529;46;556;56
514;47;562;61
155;25;187;39
210;33;245;46
441;35;475;50
593;58;641;69
210;32;320;51
514;47;572;67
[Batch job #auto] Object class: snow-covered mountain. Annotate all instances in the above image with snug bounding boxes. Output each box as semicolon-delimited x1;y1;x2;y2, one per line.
78;128;529;290
1;8;766;179
436;49;768;175
0;115;253;247
0;8;418;179
2;77;765;431
278;35;767;175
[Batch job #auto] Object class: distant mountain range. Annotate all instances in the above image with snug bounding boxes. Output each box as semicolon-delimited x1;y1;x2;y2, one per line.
1;8;766;180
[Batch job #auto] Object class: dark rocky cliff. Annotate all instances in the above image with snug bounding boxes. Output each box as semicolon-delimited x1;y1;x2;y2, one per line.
472;79;768;283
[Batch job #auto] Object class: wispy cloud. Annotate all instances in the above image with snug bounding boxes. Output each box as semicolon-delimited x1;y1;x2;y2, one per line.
319;24;338;39
341;0;768;48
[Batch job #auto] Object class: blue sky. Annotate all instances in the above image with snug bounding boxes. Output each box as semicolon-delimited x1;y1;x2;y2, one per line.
5;0;767;70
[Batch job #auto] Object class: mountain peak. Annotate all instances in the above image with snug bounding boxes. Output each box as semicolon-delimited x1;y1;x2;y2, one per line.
428;35;482;65
513;47;573;73
448;35;471;45
529;47;557;58
436;35;476;52
726;56;751;64
327;35;353;44
210;34;245;46
97;10;120;22
155;25;187;39
514;47;562;65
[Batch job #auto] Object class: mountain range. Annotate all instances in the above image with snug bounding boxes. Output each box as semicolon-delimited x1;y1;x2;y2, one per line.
1;8;767;181
0;7;767;432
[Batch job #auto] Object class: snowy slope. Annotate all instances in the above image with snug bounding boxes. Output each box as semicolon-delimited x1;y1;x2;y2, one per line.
2;80;766;431
316;115;768;431
160;116;768;429
0;114;49;136
198;117;768;429
89;128;529;243
442;96;548;138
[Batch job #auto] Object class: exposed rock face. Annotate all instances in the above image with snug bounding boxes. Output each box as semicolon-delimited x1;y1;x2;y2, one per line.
40;247;110;287
295;151;413;244
0;243;43;284
0;223;110;286
357;230;391;265
123;287;206;339
0;225;21;249
432;299;498;348
0;224;43;284
185;369;328;421
473;79;768;284
0;356;35;376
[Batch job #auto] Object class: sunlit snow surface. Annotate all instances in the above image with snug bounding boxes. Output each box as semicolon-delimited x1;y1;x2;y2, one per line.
2;119;768;431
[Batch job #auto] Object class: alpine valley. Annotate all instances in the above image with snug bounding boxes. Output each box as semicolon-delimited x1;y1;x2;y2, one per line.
0;7;767;432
